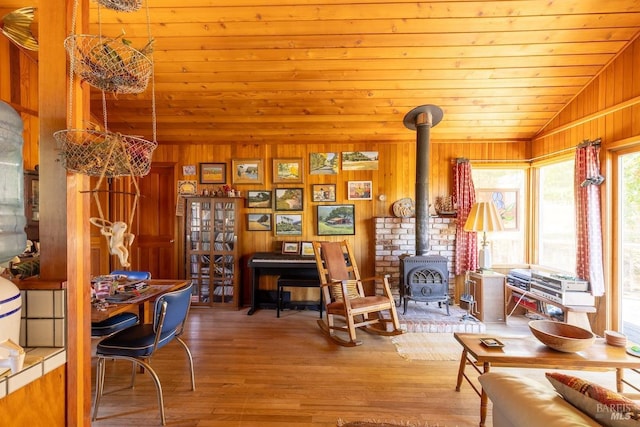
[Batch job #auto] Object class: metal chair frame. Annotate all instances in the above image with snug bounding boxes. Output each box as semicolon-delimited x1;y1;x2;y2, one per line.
92;284;195;425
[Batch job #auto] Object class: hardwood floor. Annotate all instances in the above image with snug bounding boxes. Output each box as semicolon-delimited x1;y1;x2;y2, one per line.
90;306;616;427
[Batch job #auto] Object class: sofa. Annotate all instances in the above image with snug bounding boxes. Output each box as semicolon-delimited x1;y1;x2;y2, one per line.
479;372;640;427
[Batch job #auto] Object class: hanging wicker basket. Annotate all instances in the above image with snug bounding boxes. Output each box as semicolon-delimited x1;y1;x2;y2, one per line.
54;128;157;178
94;0;142;12
64;34;152;94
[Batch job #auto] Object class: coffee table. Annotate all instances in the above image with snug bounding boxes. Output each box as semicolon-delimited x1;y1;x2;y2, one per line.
453;332;640;427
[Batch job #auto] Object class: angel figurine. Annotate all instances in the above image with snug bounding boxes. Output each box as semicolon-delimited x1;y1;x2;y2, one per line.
89;217;135;267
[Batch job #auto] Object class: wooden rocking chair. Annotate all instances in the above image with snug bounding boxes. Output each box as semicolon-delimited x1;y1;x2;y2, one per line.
312;240;403;346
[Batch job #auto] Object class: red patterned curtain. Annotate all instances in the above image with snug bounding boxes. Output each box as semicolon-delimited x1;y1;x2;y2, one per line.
453;159;477;274
575;139;605;296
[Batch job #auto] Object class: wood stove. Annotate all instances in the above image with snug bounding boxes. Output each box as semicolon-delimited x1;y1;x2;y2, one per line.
399;254;450;315
399;104;450;315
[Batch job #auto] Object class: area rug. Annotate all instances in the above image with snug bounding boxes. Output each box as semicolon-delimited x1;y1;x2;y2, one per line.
391;332;463;361
396;302;486;334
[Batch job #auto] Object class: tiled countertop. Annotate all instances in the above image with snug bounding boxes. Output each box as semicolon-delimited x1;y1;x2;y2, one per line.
0;348;66;398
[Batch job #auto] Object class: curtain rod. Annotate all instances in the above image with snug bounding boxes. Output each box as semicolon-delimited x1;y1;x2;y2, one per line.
465;136;602;164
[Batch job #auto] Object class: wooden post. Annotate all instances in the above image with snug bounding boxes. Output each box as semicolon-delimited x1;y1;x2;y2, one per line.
39;1;92;425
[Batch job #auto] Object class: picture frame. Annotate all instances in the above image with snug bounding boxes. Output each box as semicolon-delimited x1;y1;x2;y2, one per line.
275;213;303;236
347;180;372;200
281;241;300;255
476;188;519;230
232;159;264;184
342;151;379;170
312;184;336;202
273;158;304;183
310;152;339;175
317;204;355;235
246;190;272;208
199;162;226;184
246;213;272;231
300;241;314;257
182;165;196;176
177;180;197;195
274;188;304;211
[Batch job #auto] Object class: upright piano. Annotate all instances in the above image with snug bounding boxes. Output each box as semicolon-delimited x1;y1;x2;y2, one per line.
247;252;320;315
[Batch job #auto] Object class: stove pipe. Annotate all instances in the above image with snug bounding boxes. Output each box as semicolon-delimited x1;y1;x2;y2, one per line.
403;105;443;256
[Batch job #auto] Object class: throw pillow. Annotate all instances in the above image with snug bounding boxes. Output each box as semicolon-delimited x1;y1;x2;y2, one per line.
546;372;640;427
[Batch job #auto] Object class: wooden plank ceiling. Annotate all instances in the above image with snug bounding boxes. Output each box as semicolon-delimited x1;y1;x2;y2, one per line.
30;1;640;144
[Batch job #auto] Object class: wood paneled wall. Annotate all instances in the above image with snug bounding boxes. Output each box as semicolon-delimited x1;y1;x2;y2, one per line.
0;37;39;170
153;140;528;278
533;37;640;155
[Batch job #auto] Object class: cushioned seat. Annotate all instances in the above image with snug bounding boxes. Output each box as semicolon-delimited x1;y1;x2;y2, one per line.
91;312;139;337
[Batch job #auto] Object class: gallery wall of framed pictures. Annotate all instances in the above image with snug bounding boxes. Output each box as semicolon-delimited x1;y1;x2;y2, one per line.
179;151;381;238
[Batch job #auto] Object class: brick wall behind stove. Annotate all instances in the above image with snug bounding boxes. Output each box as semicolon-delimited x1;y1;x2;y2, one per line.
374;217;457;294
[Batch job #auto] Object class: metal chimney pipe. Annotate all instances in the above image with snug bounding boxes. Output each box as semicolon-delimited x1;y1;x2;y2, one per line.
403;105;443;256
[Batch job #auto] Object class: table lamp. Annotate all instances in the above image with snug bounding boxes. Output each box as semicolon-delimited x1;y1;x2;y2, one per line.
463;201;504;270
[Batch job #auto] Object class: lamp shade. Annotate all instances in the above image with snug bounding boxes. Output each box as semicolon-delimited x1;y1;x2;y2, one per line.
463;201;505;232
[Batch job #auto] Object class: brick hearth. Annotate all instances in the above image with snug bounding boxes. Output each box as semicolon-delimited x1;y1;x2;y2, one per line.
374;216;457;295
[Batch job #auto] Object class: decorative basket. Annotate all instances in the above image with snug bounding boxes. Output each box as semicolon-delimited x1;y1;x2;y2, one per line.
94;0;142;12
54;128;157;178
64;34;152;94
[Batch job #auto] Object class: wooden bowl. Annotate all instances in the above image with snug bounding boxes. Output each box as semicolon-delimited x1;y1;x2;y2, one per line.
528;320;595;353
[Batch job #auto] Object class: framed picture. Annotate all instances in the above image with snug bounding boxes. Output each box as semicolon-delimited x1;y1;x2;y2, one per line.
275;213;303;236
312;184;336;202
310;152;338;175
232;159;264;184
199;162;226;184
300;241;314;257
273;158;304;183
281;241;300;255
247;190;272;208
182;165;196;176
476;188;519;230
177;180;197;195
347;180;372;200
246;213;272;231
274;188;303;211
342;151;379;170
317;204;355;235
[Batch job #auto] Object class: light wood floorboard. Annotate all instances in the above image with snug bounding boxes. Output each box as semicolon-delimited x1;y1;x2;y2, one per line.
90;307;620;427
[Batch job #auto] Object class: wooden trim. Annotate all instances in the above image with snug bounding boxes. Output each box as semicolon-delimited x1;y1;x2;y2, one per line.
533;94;640;141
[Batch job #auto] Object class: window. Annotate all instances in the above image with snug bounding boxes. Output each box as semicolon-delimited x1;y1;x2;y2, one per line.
471;168;526;265
537;160;576;273
618;151;640;343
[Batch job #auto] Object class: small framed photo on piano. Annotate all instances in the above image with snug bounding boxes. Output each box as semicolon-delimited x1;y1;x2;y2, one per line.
282;241;300;255
300;241;314;257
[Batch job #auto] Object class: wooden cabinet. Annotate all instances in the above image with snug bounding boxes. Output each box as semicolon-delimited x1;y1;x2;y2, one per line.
468;271;505;322
184;197;240;308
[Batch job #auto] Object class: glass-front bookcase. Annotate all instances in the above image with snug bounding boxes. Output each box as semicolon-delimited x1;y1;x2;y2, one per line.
185;197;240;308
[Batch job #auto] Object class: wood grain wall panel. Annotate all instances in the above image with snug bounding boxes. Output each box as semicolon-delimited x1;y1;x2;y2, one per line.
534;36;640;158
151;139;528;280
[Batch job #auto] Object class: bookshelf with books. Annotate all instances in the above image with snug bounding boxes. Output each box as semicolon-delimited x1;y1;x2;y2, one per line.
184;197;240;308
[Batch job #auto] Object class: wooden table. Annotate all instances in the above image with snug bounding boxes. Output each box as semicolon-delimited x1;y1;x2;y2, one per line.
453;332;640;427
91;279;189;324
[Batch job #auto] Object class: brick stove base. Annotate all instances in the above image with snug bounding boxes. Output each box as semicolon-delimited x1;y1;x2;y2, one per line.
374;216;457;295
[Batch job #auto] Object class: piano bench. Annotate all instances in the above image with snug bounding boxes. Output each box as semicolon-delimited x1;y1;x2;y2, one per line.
276;277;322;318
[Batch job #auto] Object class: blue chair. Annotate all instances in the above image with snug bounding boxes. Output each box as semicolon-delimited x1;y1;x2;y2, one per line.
91;283;195;425
91;271;151;338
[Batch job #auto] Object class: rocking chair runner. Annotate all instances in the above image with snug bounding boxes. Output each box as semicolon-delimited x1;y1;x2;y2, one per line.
312;240;403;346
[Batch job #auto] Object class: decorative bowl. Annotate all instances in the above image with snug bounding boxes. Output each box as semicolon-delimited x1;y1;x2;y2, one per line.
528;320;595;353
